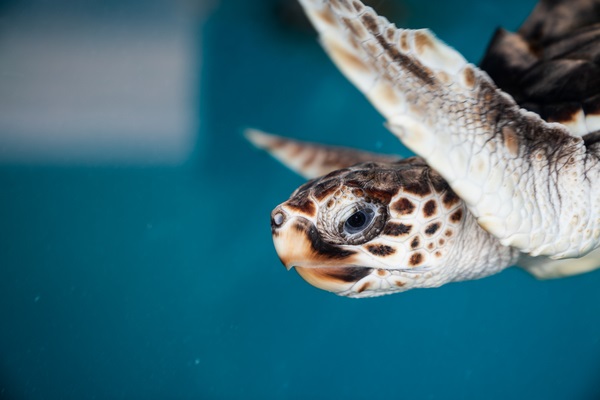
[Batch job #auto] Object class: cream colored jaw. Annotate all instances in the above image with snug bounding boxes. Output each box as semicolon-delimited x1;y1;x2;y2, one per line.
271;213;430;296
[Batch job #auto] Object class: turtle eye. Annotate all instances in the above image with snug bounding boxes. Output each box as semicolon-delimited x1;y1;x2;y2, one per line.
320;201;387;245
344;208;375;234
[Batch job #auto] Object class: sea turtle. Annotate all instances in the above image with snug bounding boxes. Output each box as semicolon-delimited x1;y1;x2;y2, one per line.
247;0;600;298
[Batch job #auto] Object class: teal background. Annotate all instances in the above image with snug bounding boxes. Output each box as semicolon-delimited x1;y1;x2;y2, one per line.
2;0;600;399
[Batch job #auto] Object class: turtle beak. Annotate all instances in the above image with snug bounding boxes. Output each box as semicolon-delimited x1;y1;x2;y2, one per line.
270;207;372;293
270;207;314;270
294;266;374;293
271;206;352;270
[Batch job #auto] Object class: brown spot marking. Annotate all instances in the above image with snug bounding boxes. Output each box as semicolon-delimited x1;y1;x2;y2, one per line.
356;281;372;293
377;269;386;277
425;222;441;236
300;149;319;169
430;174;450;193
288;143;303;158
450;209;463;223
364;188;395;204
327;39;369;74
286;193;316;217
437;71;451;85
384;26;395;42
442;191;460;208
411;236;420;249
409;252;424;267
439;238;445;245
445;229;453;237
341;17;368;40
404;181;432;196
362;14;436;86
384;222;412;236
502;125;519;157
352;188;365;197
427;243;434;250
435;251;442;258
315;7;336;27
367;244;396;257
392;198;416;215
408;102;425;119
327;199;335;209
414;31;434;55
352;0;365;13
365;40;381;56
395;280;405;287
261;136;287;150
462;66;476;89
423;199;437;217
359;12;379;34
482;82;495;103
313;180;340;202
399;31;409;51
378;84;399;105
348;35;362;52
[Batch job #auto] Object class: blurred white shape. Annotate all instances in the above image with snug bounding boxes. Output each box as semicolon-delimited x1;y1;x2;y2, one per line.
0;3;205;165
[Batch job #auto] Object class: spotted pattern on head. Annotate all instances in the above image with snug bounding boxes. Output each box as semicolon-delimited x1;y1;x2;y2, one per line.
380;165;464;273
271;157;468;297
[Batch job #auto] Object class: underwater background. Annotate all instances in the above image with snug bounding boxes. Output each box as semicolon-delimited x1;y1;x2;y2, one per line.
1;0;600;398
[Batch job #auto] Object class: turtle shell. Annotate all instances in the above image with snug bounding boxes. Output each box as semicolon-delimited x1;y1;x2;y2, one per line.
480;0;600;134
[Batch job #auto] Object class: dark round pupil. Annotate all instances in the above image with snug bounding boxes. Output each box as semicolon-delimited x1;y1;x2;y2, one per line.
347;211;367;228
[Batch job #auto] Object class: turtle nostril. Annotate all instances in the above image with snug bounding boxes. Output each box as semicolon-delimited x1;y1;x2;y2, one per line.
271;209;285;228
272;212;285;227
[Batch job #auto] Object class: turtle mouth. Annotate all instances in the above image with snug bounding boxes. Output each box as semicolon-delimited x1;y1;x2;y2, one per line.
294;265;373;293
293;264;437;295
272;213;404;294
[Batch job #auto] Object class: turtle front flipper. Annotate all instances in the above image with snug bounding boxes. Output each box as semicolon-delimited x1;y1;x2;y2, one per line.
245;128;400;179
298;0;600;259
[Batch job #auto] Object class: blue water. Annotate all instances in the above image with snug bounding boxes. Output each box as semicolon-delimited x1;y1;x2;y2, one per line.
2;0;600;399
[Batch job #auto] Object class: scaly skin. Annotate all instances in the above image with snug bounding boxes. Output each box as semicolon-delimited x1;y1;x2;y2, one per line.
247;0;600;297
270;159;518;298
298;0;600;259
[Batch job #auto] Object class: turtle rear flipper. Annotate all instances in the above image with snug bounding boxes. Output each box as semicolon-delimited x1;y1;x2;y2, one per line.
519;248;600;279
245;128;400;179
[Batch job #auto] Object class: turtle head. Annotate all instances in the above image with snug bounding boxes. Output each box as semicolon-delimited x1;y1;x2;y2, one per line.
270;158;481;298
